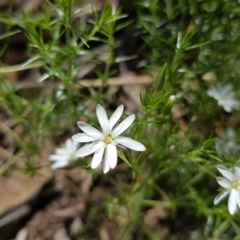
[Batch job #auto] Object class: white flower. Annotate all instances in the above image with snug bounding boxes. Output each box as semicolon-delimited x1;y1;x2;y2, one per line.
169;95;176;102
207;83;240;112
215;128;240;156
214;164;240;215
72;104;146;174
50;139;79;170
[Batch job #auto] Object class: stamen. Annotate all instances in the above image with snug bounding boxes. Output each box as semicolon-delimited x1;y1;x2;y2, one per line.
231;181;239;189
104;135;113;144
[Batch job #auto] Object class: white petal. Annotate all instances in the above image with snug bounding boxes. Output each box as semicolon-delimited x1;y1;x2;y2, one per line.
228;189;239;215
112;114;135;137
214;189;229;205
115;137;146;151
77;121;103;139
224;85;233;93
71;141;79;152
207;89;216;98
72;133;96;142
49;154;68;161
76;141;105;157
105;145;117;169
65;139;72;151
235;167;240;179
216;177;231;189
91;147;104;169
55;148;67;155
236;190;240;209
109;105;124;129
51;160;69;170
103;158;110;174
223;105;232;113
217;165;234;181
96;104;110;134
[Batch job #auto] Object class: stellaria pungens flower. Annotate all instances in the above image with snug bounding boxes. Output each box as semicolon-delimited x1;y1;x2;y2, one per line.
207;83;240;112
215;128;240;156
72;104;146;173
214;163;240;215
50;138;79;169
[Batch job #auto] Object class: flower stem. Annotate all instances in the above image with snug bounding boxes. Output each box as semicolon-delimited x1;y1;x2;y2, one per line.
65;0;73;86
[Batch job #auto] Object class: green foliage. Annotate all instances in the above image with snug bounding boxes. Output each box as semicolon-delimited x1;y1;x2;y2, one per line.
1;0;240;239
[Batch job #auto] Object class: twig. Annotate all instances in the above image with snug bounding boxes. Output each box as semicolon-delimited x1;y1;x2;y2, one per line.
13;74;153;90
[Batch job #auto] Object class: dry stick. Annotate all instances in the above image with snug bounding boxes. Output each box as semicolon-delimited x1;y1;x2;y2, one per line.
0;121;24;149
0;144;24;176
0;154;21;176
0;121;25;175
0;146;13;159
13;74;153;89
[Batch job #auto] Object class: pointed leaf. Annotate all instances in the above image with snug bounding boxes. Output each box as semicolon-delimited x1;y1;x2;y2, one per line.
117;148;132;167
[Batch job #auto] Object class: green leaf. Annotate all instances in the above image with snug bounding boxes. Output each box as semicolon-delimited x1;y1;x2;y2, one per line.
117;148;132;167
115;20;133;31
185;41;210;50
115;55;137;63
154;63;167;90
72;24;89;48
172;122;180;134
0;60;44;73
0;29;21;41
202;138;217;148
105;14;128;24
230;220;240;235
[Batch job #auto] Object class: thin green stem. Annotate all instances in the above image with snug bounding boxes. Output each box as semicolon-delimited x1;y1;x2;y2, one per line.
0;152;24;176
65;0;73;86
102;26;114;85
63;0;78;116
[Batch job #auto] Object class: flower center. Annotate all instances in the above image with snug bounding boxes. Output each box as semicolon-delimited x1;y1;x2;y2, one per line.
104;134;113;144
231;180;239;189
70;153;75;160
